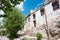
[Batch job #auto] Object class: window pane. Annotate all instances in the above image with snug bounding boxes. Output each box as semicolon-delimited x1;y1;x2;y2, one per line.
52;0;59;11
33;14;35;19
40;8;45;16
33;21;36;27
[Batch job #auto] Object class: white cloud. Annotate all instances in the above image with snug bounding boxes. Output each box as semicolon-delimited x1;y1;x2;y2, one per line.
30;10;35;13
0;10;4;25
24;0;26;2
0;17;4;25
0;17;3;22
0;10;4;15
16;2;24;11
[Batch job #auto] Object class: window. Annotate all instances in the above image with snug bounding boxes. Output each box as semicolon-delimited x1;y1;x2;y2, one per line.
40;8;45;16
28;17;30;22
33;21;36;27
33;14;35;19
52;0;59;11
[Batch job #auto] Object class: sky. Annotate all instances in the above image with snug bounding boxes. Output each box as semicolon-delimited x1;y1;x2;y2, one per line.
16;0;45;16
0;0;45;23
0;10;4;24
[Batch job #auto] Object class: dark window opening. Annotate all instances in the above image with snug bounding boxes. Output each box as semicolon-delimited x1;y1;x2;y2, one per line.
33;21;36;27
52;0;59;11
40;8;45;16
33;14;35;19
28;17;30;22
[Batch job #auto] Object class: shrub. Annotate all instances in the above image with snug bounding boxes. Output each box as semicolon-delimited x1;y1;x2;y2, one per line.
36;32;43;40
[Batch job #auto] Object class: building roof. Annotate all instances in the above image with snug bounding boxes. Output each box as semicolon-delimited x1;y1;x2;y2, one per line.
44;0;58;5
26;8;40;18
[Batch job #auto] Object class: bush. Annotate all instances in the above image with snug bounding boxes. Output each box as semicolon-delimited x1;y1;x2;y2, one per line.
36;32;43;40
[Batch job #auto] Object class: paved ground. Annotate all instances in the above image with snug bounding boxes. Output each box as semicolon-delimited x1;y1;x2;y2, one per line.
0;36;9;40
0;36;20;40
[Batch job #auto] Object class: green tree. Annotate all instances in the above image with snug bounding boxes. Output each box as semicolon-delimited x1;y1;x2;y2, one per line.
36;32;43;40
0;0;24;12
3;8;25;40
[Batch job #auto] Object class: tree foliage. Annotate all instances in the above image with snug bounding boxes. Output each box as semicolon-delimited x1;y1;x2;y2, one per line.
3;8;25;40
0;0;24;12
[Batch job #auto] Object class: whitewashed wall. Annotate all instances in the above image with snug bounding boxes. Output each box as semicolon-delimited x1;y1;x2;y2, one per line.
24;0;60;30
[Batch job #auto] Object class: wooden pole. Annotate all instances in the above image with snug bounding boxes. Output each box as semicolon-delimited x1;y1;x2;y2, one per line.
45;13;50;40
42;0;50;40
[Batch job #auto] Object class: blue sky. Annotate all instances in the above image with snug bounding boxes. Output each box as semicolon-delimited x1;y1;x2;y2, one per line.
0;0;45;23
16;0;45;15
23;0;45;15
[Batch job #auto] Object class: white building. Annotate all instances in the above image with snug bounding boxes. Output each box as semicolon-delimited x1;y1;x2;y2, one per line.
24;0;60;30
22;0;60;40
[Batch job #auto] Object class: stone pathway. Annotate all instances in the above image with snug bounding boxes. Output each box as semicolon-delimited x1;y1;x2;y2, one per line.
0;36;20;40
0;36;9;40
